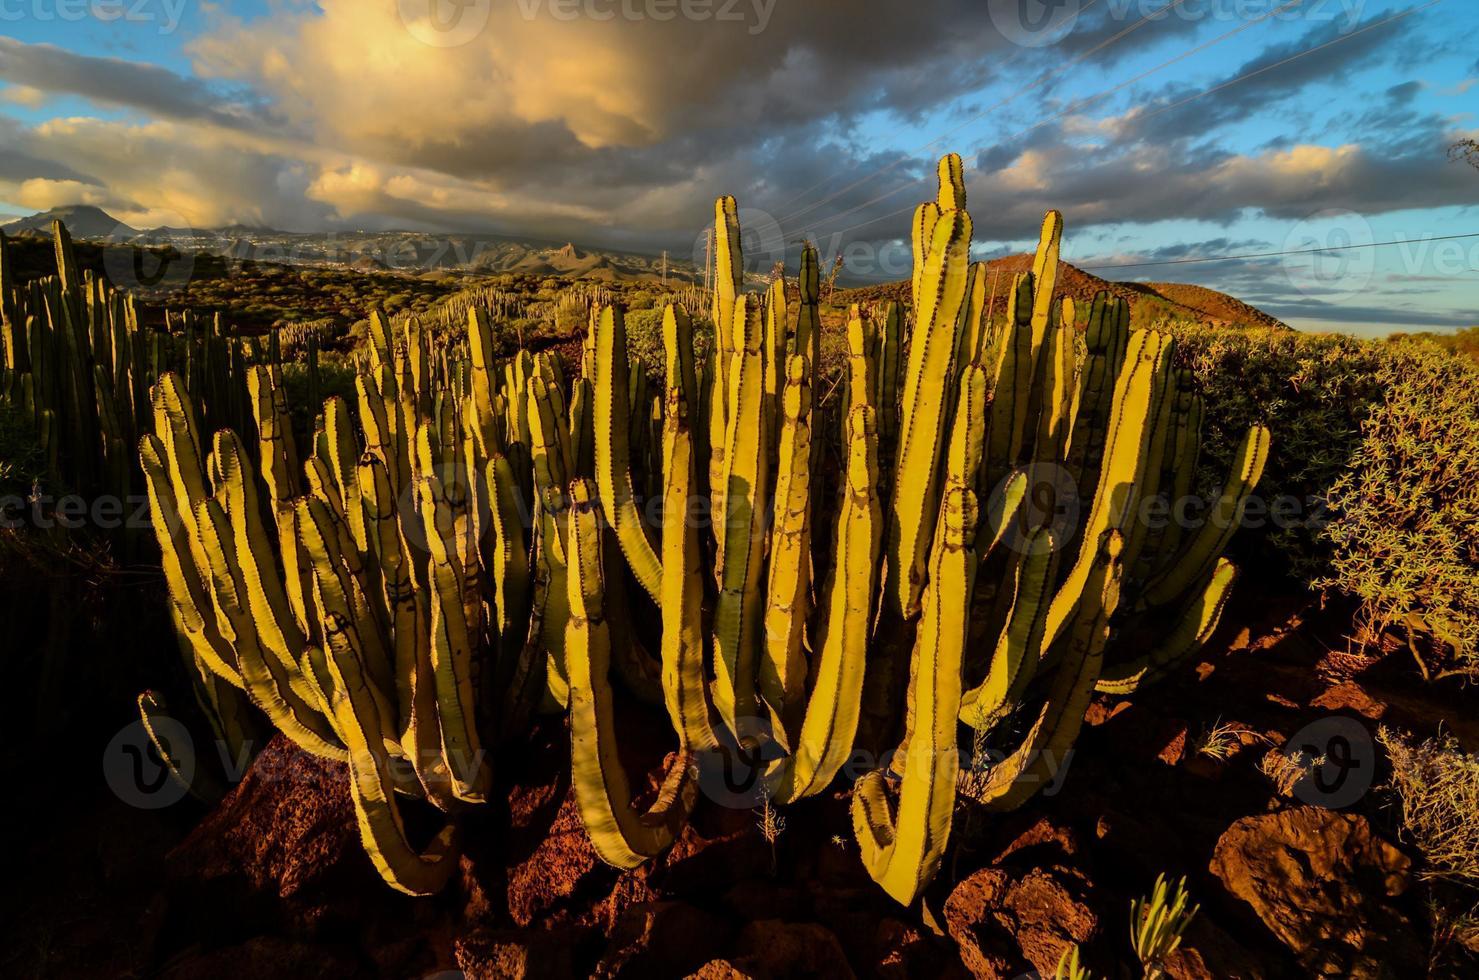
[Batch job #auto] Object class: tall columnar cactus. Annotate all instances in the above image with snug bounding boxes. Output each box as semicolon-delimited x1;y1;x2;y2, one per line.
139;307;547;894
126;152;1270;909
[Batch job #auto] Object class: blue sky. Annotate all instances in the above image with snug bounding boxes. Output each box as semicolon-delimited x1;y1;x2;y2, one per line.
0;0;1475;333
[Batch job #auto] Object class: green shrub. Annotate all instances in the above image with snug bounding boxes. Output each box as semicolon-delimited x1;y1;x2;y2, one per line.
1164;324;1388;582
1318;342;1479;668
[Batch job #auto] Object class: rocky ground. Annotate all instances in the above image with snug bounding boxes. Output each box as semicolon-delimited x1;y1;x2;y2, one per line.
6;582;1475;979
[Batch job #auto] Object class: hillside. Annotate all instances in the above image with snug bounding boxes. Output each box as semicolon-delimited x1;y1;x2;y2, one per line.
833;254;1289;331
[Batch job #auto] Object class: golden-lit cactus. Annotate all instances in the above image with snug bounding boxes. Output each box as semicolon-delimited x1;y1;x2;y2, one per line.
120;149;1271;909
139;306;549;894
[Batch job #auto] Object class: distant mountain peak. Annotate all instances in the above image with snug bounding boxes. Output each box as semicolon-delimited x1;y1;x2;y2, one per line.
2;205;139;240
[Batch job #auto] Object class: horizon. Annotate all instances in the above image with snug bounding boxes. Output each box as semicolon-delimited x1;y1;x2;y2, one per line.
0;1;1475;334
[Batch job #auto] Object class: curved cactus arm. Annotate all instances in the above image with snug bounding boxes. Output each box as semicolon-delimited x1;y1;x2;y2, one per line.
851;440;981;906
1099;559;1238;695
886;203;973;620
761;355;814;738
960;527;1059;732
566;480;695;869
712;295;771;740
139;433;243;688
976;532;1124;813
325;672;459;896
1043;331;1173;649
767;403;882;803
415;474;492;803
194;497;346;759
1138;425;1270;610
590;304;662;600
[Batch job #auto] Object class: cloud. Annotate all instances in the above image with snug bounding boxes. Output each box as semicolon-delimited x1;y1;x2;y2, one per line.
0;37;277;132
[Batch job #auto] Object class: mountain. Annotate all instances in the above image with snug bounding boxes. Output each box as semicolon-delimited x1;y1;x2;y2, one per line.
2;205;139;240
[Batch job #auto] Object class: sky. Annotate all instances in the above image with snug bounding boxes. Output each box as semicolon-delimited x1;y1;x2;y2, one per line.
0;0;1475;334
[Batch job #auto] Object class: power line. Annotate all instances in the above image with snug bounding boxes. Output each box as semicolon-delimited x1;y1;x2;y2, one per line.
1079;231;1479;272
804;0;1305;240
771;0;1183;228
810;0;1437;244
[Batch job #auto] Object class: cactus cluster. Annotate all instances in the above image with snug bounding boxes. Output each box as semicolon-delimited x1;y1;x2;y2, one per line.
0;224;263;521
137;153;1268;901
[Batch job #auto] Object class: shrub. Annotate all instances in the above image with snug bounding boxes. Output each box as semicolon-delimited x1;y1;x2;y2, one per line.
1164;324;1388;582
1319;343;1479;669
1379;727;1479;884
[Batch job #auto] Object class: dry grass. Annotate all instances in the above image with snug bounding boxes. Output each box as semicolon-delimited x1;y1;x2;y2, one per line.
1379;727;1479;886
1258;745;1325;797
1190;719;1270;761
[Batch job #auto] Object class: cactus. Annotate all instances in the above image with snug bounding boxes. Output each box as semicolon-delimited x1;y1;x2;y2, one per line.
114;153;1271;909
139;304;538;893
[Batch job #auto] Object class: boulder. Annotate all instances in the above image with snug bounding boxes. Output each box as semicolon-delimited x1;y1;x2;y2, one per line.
944;865;1099;978
1209;807;1421;977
